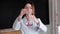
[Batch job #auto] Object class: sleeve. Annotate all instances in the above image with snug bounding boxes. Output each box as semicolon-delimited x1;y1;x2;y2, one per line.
38;18;47;32
12;17;22;30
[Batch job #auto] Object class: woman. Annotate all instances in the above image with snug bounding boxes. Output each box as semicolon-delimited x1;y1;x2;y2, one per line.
13;1;47;34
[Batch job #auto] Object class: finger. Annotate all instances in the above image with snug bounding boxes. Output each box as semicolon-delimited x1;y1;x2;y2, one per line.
23;9;27;14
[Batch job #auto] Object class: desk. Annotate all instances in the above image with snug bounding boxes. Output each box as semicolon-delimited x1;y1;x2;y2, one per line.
0;28;21;34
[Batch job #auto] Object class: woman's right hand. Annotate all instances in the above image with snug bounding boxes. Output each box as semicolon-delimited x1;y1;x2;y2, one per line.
18;9;27;19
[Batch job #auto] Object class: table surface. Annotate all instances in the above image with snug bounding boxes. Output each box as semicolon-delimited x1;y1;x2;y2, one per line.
0;28;21;34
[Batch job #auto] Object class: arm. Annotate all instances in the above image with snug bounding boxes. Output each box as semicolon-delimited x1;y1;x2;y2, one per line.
13;9;26;30
38;18;47;32
13;17;22;30
30;15;47;32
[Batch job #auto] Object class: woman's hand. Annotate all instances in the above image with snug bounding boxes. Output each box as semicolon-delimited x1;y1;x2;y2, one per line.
28;15;38;23
18;9;27;19
32;15;39;23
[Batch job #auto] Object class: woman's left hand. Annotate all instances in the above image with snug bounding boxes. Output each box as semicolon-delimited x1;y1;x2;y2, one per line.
32;15;38;23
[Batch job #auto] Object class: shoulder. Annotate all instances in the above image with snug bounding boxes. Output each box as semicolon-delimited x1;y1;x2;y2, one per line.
14;17;23;23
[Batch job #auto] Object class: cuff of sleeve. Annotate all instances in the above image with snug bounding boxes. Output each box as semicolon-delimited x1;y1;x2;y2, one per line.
37;18;47;32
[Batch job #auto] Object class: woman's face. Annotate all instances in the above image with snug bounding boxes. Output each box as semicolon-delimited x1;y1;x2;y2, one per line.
24;3;33;15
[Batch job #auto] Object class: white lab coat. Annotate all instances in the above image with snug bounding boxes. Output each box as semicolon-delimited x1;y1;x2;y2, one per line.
12;17;47;34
